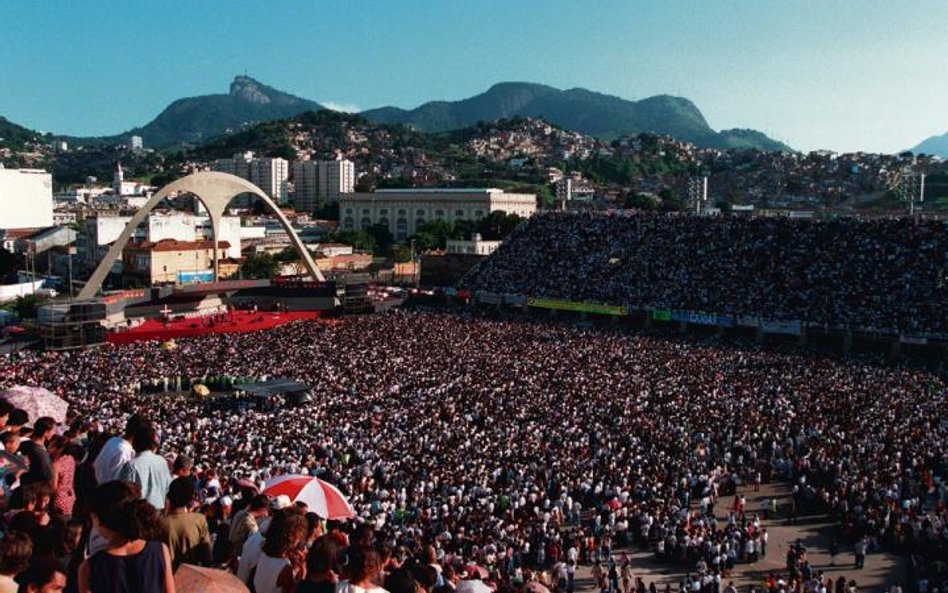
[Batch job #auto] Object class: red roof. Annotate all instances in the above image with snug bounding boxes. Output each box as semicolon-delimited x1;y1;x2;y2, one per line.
129;239;231;252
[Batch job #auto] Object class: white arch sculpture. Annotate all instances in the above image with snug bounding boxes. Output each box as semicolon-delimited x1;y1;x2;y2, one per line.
78;171;324;299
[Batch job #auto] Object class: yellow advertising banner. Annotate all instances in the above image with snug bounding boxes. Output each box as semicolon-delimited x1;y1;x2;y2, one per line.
527;297;626;316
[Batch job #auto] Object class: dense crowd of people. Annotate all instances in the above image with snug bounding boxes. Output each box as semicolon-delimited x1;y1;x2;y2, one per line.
0;311;943;593
461;213;948;334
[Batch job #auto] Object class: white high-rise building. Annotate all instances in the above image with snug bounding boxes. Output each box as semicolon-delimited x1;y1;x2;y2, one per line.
249;158;289;202
292;161;320;213
211;152;253;179
0;168;54;230
291;157;355;212
130;135;144;152
211;152;288;204
318;158;354;202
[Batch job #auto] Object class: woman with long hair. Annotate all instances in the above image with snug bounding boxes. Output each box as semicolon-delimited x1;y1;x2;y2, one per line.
47;435;79;518
254;511;309;593
77;481;174;593
336;546;388;593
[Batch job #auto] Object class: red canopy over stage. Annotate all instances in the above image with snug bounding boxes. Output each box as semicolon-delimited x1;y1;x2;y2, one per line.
106;310;322;344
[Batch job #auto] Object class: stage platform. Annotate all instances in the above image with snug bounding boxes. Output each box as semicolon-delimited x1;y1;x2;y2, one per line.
106;310;322;344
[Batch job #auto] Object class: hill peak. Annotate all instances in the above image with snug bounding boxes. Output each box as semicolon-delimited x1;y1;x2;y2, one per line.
230;75;279;104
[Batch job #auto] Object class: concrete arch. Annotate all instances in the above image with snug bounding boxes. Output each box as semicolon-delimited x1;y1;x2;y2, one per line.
78;171;324;299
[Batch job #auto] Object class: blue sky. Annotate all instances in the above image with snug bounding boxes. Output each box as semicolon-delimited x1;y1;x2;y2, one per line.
1;0;946;153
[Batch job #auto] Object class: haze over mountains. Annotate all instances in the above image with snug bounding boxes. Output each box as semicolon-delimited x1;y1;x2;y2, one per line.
911;132;948;158
363;81;791;151
6;76;947;156
36;76;791;152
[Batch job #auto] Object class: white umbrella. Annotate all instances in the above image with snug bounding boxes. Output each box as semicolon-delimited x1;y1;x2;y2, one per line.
457;581;494;593
0;385;68;424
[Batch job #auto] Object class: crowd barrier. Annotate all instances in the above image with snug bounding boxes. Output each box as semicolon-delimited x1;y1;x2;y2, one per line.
463;290;946;342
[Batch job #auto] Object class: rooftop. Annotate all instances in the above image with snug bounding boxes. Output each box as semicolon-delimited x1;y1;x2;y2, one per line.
373;188;504;194
128;239;231;252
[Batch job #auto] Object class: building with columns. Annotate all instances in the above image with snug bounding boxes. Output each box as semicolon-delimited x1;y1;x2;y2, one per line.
339;188;536;240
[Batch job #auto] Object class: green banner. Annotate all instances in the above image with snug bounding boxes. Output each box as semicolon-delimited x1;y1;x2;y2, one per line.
652;309;672;321
527;297;626;316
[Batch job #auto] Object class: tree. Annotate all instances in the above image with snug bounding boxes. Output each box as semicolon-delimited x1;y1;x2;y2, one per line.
658;188;685;212
411;220;453;250
354;175;377;193
312;201;339;220
535;185;557;209
392;245;412;263
479;211;522;240
241;253;279;279
623;193;659;211
10;294;46;319
335;230;376;253
412;231;440;252
274;247;300;262
448;219;477;240
365;224;394;255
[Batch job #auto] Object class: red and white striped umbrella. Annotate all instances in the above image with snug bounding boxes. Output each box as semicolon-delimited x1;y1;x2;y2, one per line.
263;475;354;520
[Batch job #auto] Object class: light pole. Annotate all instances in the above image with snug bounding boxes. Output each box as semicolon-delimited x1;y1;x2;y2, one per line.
688;176;708;215
409;239;417;287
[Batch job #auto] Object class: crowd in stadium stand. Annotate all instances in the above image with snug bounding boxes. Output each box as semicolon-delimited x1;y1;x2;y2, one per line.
0;312;943;592
460;213;948;334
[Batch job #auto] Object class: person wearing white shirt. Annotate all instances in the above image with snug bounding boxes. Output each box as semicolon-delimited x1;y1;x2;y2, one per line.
93;415;146;485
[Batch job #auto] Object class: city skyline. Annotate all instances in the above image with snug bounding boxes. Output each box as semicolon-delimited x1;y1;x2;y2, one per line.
1;0;947;154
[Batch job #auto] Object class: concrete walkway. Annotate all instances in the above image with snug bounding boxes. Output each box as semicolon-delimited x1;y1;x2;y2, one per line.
573;483;902;592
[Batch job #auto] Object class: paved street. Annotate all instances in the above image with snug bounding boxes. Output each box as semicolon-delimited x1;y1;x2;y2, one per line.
573;483;902;593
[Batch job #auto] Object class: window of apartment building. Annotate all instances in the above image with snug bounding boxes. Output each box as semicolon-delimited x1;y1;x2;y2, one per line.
361;218;371;228
435;210;445;219
454;209;465;218
343;217;354;229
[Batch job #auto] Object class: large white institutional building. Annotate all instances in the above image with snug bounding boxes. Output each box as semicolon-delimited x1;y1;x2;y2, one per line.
339;188;537;239
0;168;54;229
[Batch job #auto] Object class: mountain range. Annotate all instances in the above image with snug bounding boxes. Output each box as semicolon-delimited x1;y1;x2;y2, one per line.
910;132;948;158
31;76;792;152
363;81;791;151
61;76;325;148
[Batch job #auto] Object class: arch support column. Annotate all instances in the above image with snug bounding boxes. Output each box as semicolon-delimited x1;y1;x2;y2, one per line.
78;172;324;300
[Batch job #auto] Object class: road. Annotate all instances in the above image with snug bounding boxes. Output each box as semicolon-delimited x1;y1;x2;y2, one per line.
572;483;901;592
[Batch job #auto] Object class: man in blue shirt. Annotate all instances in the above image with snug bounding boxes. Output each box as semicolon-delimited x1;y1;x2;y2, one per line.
121;423;172;511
